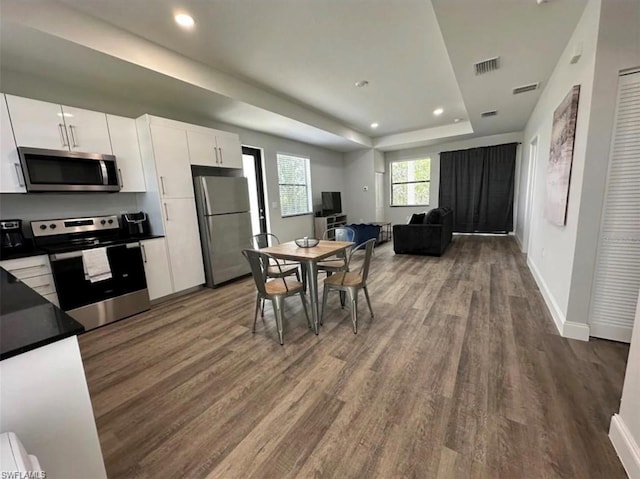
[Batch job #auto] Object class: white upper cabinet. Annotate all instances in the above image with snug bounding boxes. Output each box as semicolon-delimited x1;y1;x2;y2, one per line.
61;105;112;154
106;115;146;192
215;132;243;169
150;124;194;198
5;95;112;154
5;95;68;150
188;128;242;169
0;95;26;193
187;129;217;167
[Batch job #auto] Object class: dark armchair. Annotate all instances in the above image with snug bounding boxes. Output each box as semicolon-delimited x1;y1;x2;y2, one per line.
392;208;453;256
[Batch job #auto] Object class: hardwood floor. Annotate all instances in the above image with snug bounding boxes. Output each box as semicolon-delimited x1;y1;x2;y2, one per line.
79;236;630;478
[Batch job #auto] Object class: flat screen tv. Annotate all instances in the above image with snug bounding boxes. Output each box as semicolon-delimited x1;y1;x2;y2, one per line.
321;191;342;216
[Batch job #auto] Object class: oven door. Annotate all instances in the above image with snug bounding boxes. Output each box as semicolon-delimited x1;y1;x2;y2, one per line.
50;243;147;312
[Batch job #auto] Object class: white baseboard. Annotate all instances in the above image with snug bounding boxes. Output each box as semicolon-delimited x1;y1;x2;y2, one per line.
610;414;640;479
526;257;590;341
590;321;634;343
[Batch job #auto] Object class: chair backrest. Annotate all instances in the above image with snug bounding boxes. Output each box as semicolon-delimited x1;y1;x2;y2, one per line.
324;226;356;243
242;249;269;296
251;233;280;249
347;238;376;282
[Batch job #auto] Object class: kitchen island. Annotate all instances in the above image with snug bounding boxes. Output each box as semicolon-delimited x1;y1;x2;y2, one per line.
0;268;107;479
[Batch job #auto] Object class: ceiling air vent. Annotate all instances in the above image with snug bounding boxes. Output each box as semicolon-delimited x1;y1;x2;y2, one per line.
474;56;500;75
513;82;540;95
481;110;498;118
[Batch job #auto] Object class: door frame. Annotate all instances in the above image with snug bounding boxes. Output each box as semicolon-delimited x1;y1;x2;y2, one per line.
242;146;268;234
523;136;538;253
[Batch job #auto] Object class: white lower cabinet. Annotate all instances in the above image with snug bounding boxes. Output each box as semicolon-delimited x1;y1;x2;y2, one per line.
0;255;59;305
140;237;173;300
162;198;205;292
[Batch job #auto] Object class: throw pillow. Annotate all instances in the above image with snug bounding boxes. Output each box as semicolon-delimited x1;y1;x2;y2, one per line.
425;208;442;224
409;213;426;224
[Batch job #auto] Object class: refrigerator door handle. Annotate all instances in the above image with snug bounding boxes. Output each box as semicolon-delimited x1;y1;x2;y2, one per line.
199;177;213;215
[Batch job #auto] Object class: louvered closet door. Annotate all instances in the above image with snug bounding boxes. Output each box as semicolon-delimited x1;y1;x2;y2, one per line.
589;71;640;342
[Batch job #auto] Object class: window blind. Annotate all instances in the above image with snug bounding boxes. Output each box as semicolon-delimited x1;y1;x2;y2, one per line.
277;154;312;217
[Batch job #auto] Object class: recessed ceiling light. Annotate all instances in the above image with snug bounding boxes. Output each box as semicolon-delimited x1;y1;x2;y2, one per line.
371;123;379;129
175;13;195;28
433;108;444;116
355;80;369;88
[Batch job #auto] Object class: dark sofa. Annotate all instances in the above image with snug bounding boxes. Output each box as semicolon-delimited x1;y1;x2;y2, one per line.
392;207;453;256
346;223;382;247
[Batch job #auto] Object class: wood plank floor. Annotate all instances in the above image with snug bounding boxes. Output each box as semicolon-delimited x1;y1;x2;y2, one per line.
79;236;630;478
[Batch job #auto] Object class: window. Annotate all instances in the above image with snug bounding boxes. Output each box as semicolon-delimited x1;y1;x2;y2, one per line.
390;158;430;206
277;153;312;217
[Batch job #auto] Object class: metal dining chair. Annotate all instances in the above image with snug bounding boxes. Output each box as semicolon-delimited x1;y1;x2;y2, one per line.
317;226;356;276
321;238;375;334
242;249;311;345
251;233;301;282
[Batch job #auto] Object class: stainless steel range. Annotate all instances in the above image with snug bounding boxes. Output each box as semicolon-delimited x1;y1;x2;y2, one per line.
31;215;150;331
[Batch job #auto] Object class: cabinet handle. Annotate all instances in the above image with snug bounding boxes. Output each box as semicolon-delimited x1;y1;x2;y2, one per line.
14;163;25;187
69;125;78;147
160;176;166;195
118;168;124;188
219;147;223;164
10;264;46;272
214;147;219;164
164;203;170;221
141;244;147;263
58;123;69;147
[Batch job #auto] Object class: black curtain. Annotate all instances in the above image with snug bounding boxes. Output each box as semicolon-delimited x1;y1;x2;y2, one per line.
439;143;517;233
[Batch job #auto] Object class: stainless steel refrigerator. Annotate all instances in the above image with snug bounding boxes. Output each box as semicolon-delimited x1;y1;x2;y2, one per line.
194;176;252;287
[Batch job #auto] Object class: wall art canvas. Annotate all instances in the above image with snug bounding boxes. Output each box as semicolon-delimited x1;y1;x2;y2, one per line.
545;84;580;226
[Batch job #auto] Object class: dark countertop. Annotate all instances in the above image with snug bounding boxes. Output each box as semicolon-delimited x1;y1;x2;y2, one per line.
0;234;165;261
0;268;84;360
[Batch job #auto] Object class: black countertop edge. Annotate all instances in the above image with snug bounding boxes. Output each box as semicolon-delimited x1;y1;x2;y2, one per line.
0;268;84;361
0;234;166;261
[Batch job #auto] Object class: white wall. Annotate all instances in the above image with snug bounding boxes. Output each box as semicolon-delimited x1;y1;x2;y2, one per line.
518;0;601;339
610;292;640;478
518;0;640;339
220;127;345;242
565;0;640;335
0;70;345;243
343;149;377;224
384;132;523;225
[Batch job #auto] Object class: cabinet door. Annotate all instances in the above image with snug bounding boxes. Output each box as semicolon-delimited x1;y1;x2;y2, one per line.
107;115;146;192
216;133;243;169
1;95;26;193
187;129;218;167
61;105;112;154
162;198;205;292
5;95;68;150
150;124;194;198
141;238;173;300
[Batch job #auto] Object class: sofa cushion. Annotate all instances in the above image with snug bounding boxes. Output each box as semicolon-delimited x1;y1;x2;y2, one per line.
408;213;426;224
425;208;442;224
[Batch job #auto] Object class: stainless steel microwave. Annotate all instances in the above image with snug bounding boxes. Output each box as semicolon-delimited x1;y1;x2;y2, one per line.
17;147;121;193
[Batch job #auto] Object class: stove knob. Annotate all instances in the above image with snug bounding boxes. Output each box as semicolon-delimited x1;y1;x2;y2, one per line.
107;219;114;224
39;224;47;230
49;224;57;229
100;220;106;225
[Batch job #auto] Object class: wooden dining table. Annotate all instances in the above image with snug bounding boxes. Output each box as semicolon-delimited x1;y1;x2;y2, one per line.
260;240;353;334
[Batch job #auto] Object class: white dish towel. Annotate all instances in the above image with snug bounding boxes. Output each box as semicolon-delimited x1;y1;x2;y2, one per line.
82;247;112;283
